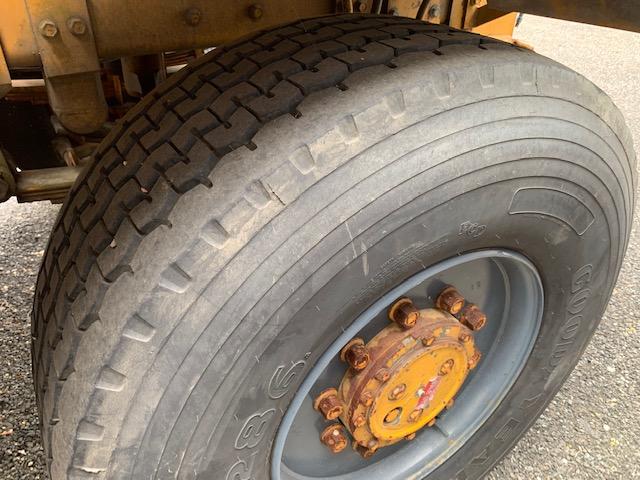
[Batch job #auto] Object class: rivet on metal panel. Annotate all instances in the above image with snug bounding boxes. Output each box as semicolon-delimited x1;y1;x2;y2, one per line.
184;7;202;26
248;4;264;20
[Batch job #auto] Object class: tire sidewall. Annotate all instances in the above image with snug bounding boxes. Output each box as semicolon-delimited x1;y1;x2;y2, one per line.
202;174;613;480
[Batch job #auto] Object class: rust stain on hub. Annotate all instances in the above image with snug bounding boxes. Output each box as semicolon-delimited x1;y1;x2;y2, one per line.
314;289;487;457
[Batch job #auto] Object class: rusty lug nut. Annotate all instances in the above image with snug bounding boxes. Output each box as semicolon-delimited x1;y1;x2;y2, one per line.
388;297;419;329
408;409;423;423
446;398;455;410
427;418;436;427
459;332;472;343
39;19;58;38
67;17;87;36
340;338;370;371
352;412;366;428
436;286;465;315
320;424;348;454
405;432;416;441
439;359;455;376
375;368;391;383
388;383;406;400
422;334;436;347
357;440;379;458
248;4;264;20
459;304;487;331
184;7;202;26
360;390;374;407
313;388;344;421
468;350;482;370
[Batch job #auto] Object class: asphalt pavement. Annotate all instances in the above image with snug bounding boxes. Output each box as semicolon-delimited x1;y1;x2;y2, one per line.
0;14;639;480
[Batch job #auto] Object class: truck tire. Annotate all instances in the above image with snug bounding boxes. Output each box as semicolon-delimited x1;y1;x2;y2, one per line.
32;14;635;480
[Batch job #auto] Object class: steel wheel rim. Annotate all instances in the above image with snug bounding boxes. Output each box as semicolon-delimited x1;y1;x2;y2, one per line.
272;249;544;480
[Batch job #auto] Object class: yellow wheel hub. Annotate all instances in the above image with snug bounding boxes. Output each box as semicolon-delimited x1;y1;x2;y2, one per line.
314;287;486;457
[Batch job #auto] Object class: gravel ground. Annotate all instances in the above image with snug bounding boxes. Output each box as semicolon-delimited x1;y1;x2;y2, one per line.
0;14;639;480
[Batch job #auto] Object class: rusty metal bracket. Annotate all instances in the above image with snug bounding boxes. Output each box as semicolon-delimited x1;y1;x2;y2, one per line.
24;0;100;78
0;46;10;99
23;0;107;134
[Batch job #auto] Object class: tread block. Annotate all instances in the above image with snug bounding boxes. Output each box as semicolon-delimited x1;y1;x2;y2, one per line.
76;421;104;442
247;80;304;122
212;58;260;91
427;31;481;46
250;39;300;66
96;367;127;392
335;42;395;71
202;108;261;154
200;220;230;249
250;58;303;92
174;82;220;119
244;180;272;209
209;83;260;122
289;145;316;175
122;314;156;343
291;26;343;47
381;33;440;54
288;57;349;94
159;263;192;293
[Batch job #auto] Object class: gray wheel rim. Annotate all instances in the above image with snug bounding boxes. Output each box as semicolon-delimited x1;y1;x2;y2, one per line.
272;249;543;480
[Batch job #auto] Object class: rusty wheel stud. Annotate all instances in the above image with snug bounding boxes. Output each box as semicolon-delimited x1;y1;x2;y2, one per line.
357;440;379;458
408;408;423;423
459;303;487;331
388;383;406;400
436;286;465;315
340;338;370;371
320;424;348;453
405;432;416;441
439;358;455;376
359;390;374;407
446;398;455;410
352;412;366;428
427;418;436;427
459;332;472;343
388;297;419;329
374;368;391;383
313;388;343;421
468;350;482;370
422;334;437;347
384;408;402;424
